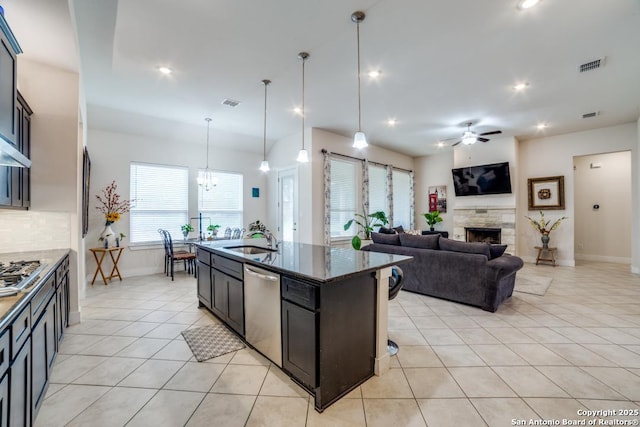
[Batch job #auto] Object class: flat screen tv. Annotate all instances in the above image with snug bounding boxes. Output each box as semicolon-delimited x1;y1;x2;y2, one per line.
451;162;512;196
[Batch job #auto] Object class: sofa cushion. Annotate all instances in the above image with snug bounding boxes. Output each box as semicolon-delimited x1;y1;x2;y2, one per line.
378;226;397;235
393;225;405;233
439;238;491;259
489;244;508;260
399;233;440;250
371;232;401;245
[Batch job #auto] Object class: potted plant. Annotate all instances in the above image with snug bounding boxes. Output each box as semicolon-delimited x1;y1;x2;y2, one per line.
423;210;443;231
181;223;194;240
207;224;221;240
248;220;267;238
343;209;389;250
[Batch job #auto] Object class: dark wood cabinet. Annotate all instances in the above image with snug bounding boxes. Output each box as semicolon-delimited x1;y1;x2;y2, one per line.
9;337;31;427
0;15;19;147
11;93;32;208
197;250;244;337
196;263;212;310
0;373;8;427
282;300;317;388
31;295;56;417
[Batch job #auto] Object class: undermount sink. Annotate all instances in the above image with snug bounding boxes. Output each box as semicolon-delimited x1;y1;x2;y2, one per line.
224;245;277;255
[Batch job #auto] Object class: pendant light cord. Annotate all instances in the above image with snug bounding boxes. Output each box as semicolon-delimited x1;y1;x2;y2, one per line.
205;118;211;169
302;56;306;150
356;21;362;133
263;81;268;160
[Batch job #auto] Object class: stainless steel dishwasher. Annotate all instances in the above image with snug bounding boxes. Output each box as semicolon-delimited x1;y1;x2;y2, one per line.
244;264;282;367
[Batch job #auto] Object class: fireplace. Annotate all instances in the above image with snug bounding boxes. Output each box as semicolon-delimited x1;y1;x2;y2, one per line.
465;227;501;244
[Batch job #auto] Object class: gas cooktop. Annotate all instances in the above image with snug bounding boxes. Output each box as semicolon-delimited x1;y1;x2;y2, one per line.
0;259;47;296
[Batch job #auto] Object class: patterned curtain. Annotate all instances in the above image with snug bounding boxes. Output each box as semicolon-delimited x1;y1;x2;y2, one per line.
386;165;394;226
362;159;369;215
409;171;415;230
323;151;331;246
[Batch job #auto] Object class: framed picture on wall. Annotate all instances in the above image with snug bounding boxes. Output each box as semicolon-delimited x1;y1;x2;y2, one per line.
527;176;565;210
428;185;447;213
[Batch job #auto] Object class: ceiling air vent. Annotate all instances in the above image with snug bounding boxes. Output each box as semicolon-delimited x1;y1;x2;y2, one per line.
221;98;241;107
578;57;605;73
582;111;600;119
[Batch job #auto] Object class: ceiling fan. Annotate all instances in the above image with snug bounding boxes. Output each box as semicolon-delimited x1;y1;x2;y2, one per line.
450;122;502;147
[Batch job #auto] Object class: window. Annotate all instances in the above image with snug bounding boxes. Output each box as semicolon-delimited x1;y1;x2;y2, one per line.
368;164;388;215
199;171;243;231
130;163;189;243
330;158;358;239
392;169;411;228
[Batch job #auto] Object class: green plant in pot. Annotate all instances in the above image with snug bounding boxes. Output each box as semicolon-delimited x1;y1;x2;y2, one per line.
423;210;443;231
180;223;194;239
207;224;221;239
343;209;389;250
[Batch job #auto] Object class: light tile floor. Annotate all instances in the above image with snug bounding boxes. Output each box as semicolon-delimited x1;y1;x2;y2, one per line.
36;261;640;426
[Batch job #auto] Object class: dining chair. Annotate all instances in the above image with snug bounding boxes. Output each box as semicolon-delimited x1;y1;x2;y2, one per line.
223;227;232;239
158;229;196;281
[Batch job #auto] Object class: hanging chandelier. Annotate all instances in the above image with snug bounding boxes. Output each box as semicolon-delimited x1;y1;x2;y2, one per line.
197;117;218;191
351;11;368;149
259;79;271;172
297;52;310;163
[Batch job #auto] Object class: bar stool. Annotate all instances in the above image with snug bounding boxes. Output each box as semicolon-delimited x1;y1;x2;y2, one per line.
388;265;404;355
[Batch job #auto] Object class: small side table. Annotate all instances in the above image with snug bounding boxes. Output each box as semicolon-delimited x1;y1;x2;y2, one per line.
89;247;125;285
535;246;557;266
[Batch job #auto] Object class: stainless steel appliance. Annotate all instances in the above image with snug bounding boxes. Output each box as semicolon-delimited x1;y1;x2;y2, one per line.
244;264;282;367
0;259;47;296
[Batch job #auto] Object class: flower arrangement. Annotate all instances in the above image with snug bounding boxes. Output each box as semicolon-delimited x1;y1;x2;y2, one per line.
96;180;132;226
525;211;567;235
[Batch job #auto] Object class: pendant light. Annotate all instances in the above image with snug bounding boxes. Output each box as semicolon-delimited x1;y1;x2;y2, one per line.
351;11;368;149
296;52;310;163
259;79;271;172
197;117;218;191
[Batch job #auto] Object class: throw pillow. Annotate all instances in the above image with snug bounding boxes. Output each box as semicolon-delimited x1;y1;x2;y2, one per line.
399;233;440;250
371;232;401;245
439;238;491;259
489;244;508;260
378;226;396;235
393;225;405;234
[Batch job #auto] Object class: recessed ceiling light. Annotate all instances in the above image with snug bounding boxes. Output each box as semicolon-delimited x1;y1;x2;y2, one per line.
437;141;445;148
537;123;548;130
518;0;540;9
293;107;303;116
368;70;381;78
158;66;172;75
513;82;529;91
387;119;397;126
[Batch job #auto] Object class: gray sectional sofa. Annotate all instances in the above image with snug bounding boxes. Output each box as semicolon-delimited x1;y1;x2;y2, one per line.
361;232;524;312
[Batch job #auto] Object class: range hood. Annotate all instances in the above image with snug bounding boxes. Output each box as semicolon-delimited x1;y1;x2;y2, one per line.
0;136;30;168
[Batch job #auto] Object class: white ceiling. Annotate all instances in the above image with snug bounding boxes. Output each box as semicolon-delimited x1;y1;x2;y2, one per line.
4;0;640;156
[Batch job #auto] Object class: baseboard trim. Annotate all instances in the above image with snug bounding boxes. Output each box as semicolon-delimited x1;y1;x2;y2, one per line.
68;311;81;326
575;254;631;264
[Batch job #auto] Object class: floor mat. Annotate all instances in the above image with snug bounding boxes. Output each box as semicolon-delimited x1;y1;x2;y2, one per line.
181;323;245;362
514;274;553;296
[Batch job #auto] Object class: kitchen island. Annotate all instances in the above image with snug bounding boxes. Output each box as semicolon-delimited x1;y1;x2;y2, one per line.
195;239;412;412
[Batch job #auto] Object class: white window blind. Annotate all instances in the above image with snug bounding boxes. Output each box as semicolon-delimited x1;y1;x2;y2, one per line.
368;164;388;215
130;163;189;243
330;158;358;238
392;169;411;228
199;171;243;231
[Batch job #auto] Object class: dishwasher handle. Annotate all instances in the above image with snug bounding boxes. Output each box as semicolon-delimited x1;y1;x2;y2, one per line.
244;266;279;282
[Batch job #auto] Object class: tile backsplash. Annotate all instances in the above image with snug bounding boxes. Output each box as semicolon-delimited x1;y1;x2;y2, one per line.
0;210;71;253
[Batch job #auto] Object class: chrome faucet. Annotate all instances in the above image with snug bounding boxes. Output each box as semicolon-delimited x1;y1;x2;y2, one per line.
264;230;279;249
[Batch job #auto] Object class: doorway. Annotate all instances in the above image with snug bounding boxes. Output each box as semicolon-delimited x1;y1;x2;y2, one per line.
573;151;631;264
278;167;299;243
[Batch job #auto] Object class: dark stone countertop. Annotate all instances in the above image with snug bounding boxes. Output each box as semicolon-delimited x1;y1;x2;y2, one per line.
196;239;413;283
0;249;70;330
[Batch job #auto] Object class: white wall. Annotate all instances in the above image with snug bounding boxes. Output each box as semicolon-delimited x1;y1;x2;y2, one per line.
573;151;631;263
517;123;637;266
5;58;82;322
86;128;267;278
413;151;454;233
